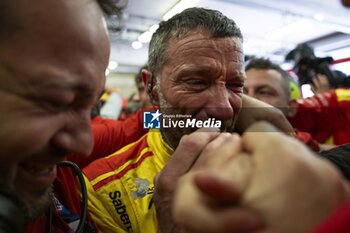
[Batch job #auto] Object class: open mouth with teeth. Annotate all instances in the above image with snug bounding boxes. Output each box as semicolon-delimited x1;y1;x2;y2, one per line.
17;163;58;191
24;164;55;176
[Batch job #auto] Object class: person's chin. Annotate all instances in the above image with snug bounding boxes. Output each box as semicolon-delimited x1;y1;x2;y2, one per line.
15;164;57;221
21;186;53;221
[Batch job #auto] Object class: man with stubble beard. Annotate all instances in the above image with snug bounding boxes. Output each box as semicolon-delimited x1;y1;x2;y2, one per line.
82;7;263;233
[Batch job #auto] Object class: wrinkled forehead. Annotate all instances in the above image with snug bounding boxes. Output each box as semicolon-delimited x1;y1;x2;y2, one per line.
246;69;284;86
162;30;244;73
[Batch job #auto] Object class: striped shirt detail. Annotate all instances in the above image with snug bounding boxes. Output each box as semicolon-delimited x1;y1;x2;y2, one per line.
92;150;153;190
84;135;148;181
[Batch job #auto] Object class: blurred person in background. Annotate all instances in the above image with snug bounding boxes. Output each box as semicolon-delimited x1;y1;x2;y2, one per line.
120;64;153;119
288;87;350;145
287;0;350;147
285;45;350;145
244;58;324;152
245;58;293;115
286;43;350;94
245;57;350;147
99;86;123;120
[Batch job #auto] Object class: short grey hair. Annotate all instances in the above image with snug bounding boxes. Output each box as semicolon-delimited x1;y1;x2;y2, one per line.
148;7;243;77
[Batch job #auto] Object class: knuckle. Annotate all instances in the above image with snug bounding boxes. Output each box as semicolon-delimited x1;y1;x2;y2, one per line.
179;134;205;150
154;172;175;196
271;107;284;119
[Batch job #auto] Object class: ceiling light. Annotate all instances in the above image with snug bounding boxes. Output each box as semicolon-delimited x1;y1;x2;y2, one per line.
149;24;159;33
108;61;118;70
313;13;324;21
132;41;143;49
138;31;153;43
163;0;201;20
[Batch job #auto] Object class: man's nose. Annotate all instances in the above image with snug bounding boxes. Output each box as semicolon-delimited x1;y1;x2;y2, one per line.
52;112;93;156
205;87;234;121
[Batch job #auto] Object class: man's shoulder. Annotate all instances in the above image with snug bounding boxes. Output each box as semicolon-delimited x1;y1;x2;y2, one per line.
83;133;152;183
83;134;154;189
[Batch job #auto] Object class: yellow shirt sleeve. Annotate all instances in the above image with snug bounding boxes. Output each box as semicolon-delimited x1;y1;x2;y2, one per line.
85;175;129;233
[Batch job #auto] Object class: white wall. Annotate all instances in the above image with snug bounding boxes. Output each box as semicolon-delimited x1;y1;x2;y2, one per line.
105;72;137;99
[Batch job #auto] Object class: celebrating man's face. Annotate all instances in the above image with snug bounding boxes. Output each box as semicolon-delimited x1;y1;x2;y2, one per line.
0;0;109;219
150;29;245;148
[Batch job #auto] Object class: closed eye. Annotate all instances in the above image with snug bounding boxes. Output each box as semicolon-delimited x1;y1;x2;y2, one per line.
226;82;243;92
257;89;275;97
183;78;209;90
44;99;72;112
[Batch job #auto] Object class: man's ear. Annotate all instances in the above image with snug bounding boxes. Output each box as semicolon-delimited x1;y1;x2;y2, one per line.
141;69;159;106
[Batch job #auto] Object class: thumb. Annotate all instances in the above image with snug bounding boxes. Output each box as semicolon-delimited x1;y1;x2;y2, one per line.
242;121;282;154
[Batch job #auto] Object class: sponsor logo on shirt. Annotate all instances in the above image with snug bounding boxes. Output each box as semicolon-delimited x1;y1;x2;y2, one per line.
109;191;133;232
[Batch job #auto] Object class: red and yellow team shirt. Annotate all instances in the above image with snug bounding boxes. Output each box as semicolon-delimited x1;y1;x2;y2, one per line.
83;130;173;233
288;88;350;145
